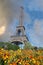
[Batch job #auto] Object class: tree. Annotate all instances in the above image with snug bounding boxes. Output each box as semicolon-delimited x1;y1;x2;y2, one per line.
24;42;32;49
38;47;43;50
0;42;20;50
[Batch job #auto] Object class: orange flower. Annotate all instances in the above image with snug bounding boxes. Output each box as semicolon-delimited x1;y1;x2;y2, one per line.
12;62;17;65
29;55;33;58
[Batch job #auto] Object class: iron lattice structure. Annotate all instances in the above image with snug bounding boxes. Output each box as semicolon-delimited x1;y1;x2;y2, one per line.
10;6;29;45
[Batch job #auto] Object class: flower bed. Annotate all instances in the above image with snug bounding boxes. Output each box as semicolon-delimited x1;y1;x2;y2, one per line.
0;48;43;65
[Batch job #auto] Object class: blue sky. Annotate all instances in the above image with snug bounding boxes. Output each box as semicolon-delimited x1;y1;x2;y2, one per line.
0;0;43;47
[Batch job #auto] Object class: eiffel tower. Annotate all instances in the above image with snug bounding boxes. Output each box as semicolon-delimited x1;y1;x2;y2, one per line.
11;7;29;46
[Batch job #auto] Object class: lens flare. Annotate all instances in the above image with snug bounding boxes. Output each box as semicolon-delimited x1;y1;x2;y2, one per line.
0;26;6;35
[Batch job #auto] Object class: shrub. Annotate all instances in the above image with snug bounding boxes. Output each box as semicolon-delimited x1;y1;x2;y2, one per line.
0;42;20;50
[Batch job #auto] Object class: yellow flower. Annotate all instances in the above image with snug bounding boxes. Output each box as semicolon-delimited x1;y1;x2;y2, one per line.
8;60;10;63
1;48;4;50
3;53;9;60
9;63;12;65
18;49;21;53
19;62;21;64
36;61;40;65
33;60;36;64
32;58;36;64
4;61;6;63
14;53;16;56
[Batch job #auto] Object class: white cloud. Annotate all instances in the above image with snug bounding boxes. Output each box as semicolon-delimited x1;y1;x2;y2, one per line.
33;19;43;46
28;0;43;11
0;0;31;42
27;19;43;47
34;19;43;36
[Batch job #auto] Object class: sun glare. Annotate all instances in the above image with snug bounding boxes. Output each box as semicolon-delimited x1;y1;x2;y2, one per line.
0;26;6;35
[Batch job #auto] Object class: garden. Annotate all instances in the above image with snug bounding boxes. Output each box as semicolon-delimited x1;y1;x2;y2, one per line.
0;42;43;65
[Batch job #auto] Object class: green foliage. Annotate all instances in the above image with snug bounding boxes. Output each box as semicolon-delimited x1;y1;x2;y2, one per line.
0;42;20;50
0;58;4;65
33;46;38;50
0;42;5;48
24;42;32;49
38;47;43;50
7;43;20;50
